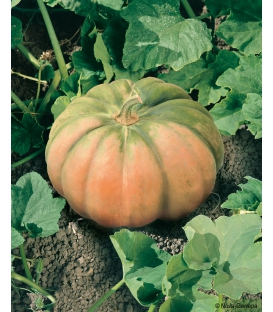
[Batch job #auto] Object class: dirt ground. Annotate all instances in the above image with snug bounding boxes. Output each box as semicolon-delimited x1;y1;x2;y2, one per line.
11;2;262;312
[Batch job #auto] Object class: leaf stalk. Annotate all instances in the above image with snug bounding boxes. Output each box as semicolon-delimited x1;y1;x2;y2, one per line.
87;279;125;312
16;43;40;70
11;91;30;113
11;271;56;308
11;146;46;169
36;0;68;80
180;0;196;18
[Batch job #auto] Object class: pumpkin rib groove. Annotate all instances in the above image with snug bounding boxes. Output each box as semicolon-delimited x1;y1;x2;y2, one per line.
47;117;112;149
120;125;129;225
132;125;170;213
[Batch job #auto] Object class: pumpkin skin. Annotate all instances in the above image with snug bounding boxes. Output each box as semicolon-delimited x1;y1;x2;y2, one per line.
45;77;224;228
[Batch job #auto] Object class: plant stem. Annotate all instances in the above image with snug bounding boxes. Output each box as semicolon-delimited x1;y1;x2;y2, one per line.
19;244;33;282
211;15;216;38
36;70;61;121
218;293;223;311
148;304;158;312
12;255;35;262
11;70;47;84
36;0;68;80
16;43;40;70
114;95;143;126
11;271;56;308
212;44;221;53
11;146;46;169
87;279;125;312
180;0;196;18
34;65;44;111
193;12;211;20
11;91;30;113
12;99;42;111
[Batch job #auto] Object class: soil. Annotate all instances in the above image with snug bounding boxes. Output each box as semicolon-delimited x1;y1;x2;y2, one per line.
11;2;262;312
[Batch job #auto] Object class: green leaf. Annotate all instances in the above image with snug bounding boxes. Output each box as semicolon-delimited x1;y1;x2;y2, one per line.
11;16;23;49
205;0;262;20
97;0;124;11
216;17;261;56
11;0;21;8
221;176;262;212
102;16;147;81
60;72;81;99
45;0;94;16
11;172;66;238
158;50;240;106
120;0;212;71
183;214;262;299
40;64;55;81
11;114;45;156
159;296;193;311
43;0;61;7
110;229;171;307
72;17;105;85
216;55;262;95
160;292;218;312
210;55;262;135
183;233;220;270
206;0;262;55
256;203;262;217
209;92;246;136
242;93;262;139
163;254;212;299
11;227;25;249
94;33;114;83
162;253;218;311
51;96;71;120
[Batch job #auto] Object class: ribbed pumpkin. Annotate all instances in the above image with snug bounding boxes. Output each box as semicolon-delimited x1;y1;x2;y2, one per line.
45;77;224;228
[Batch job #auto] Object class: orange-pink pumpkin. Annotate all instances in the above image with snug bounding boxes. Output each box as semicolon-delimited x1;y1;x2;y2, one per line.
45;77;224;228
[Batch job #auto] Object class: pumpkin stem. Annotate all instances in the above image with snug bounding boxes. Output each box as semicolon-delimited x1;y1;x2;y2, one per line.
113;94;143;126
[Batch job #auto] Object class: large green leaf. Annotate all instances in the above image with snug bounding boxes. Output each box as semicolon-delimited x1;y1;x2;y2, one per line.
110;229;171;307
120;0;212;71
216;55;262;95
158;50;240;106
44;0;94;16
209;92;246;136
242;93;262;139
210;55;262;135
160;291;218;312
162;254;213;298
206;0;262;55
11;172;66;238
205;0;262;20
183;214;262;299
102;17;147;81
11;114;45;156
221;176;262;212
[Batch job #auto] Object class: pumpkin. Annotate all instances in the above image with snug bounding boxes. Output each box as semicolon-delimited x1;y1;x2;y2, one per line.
45;77;224;228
